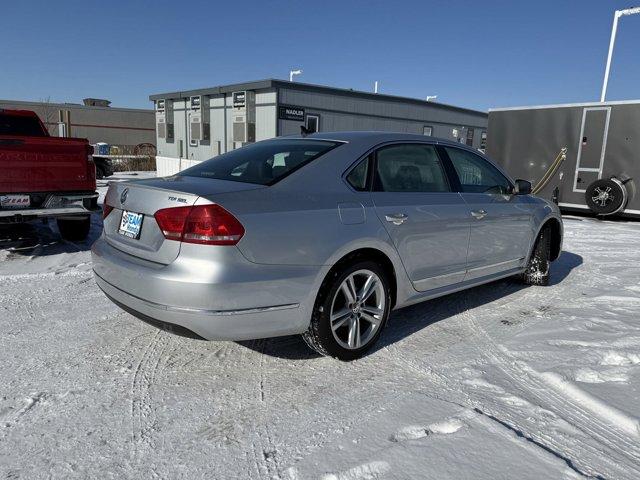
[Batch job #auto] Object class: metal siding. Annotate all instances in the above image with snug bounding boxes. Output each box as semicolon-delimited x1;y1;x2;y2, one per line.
278;88;487;128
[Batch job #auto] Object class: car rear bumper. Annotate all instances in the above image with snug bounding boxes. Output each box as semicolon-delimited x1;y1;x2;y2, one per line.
91;237;326;340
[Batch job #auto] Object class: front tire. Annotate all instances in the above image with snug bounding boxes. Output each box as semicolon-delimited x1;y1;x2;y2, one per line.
521;226;551;286
57;216;91;241
303;261;391;361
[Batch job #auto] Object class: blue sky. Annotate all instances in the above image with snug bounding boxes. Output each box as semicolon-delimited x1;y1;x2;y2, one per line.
2;0;639;111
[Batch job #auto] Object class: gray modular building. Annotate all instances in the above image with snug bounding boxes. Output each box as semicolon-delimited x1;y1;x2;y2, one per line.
0;98;155;148
149;79;488;174
488;100;640;218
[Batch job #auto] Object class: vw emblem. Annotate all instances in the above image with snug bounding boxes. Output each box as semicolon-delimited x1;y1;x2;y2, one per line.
120;188;129;204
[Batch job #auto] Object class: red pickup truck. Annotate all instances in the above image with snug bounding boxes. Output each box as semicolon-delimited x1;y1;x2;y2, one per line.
0;109;98;241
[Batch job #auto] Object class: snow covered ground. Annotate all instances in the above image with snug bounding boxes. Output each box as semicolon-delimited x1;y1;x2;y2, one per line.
1;176;640;479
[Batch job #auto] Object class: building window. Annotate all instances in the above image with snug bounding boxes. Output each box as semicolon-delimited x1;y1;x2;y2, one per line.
480;131;487;151
423;125;433;136
306;114;320;133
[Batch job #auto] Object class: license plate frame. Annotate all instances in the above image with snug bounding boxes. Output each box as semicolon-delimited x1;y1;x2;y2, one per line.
0;194;30;209
118;210;144;239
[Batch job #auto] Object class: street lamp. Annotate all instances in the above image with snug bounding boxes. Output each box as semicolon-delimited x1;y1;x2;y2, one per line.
600;7;640;102
289;69;303;82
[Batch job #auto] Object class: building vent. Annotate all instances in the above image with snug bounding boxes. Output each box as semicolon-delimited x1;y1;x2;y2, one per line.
233;122;255;143
191;121;202;141
158;117;166;139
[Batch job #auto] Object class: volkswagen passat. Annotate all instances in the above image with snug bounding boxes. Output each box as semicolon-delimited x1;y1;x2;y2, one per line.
92;132;562;360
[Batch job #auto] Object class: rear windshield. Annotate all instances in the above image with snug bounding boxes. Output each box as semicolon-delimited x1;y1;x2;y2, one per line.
0;113;47;136
180;139;342;185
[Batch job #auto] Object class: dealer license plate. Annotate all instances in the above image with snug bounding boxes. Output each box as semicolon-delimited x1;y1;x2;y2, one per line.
118;210;144;239
0;194;30;209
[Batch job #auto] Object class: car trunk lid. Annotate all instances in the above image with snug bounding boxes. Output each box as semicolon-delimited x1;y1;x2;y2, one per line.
103;176;265;264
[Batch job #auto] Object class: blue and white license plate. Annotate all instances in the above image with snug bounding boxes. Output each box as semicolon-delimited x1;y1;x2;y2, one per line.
118;210;144;239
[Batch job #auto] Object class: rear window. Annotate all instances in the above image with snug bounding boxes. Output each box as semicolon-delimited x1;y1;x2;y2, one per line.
0;113;47;136
180;139;342;185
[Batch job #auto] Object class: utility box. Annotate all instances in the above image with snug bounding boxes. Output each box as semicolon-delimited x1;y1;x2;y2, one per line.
189;95;210;143
232;91;256;144
156;99;174;140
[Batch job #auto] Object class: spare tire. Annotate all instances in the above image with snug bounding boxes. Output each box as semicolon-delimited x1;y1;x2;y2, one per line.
585;177;628;215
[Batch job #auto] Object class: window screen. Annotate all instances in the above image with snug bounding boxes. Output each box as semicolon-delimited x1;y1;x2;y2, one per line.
445;147;512;194
373;144;449;193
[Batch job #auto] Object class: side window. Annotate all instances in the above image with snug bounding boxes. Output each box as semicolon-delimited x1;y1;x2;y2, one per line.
346;157;370;191
373;144;449;193
444;147;512;194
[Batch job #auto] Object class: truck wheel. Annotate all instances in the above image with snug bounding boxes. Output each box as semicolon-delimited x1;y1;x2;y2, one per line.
57;216;91;241
521;226;551;286
585;178;627;216
302;261;391;361
95;165;106;179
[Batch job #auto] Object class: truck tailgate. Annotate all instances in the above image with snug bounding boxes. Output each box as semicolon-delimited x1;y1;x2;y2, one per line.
0;136;94;193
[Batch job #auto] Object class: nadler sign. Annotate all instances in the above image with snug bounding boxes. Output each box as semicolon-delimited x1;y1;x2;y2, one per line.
278;105;305;122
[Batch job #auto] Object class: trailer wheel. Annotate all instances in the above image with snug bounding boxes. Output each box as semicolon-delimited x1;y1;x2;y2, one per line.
585;178;627;216
57;216;91;241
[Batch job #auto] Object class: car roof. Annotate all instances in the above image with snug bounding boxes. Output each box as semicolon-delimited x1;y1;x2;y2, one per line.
281;130;470;149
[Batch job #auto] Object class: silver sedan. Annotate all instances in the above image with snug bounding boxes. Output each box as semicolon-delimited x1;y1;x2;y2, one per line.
92;132;563;360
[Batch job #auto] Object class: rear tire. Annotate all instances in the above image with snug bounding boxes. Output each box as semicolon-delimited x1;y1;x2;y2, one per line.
521;226;551;286
95;165;106;180
302;260;391;361
57;216;91;241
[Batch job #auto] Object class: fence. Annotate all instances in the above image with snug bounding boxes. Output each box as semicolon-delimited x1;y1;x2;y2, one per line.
156;157;203;177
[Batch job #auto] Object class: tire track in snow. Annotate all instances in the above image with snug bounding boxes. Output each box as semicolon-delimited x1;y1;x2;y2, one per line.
129;329;170;458
247;339;282;479
380;277;640;479
460;291;640;479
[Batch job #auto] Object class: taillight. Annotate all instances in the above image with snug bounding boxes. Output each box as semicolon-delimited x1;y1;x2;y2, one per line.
154;204;245;245
103;203;114;219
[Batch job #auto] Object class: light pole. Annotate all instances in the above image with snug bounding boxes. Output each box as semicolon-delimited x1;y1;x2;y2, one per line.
289;69;303;82
600;7;640;102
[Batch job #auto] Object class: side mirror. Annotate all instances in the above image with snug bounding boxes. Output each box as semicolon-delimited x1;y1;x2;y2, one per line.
514;179;532;195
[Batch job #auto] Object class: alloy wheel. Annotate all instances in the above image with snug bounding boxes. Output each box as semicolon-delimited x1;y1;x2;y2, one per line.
329;269;386;350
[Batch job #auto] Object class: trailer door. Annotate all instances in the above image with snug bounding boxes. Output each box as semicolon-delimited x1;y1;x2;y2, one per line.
573;107;611;193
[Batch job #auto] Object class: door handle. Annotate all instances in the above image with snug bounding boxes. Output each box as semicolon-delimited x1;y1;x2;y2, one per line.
385;213;408;225
470;209;487;220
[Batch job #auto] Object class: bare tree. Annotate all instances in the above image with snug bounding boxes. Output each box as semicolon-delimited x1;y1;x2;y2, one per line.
38;97;60;136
